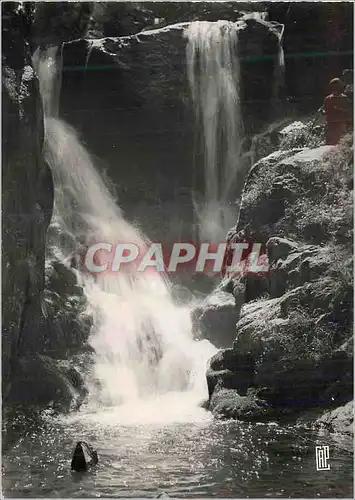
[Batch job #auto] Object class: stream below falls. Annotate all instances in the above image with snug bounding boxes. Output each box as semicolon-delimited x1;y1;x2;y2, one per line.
2;400;353;498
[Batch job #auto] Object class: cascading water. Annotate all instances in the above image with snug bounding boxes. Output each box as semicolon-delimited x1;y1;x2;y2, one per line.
34;47;216;417
271;23;285;112
185;21;244;242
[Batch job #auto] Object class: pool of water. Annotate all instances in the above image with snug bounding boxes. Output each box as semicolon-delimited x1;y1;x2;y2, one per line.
2;397;353;498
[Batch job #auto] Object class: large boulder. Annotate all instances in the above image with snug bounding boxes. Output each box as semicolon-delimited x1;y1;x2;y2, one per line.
233;277;353;403
206;348;254;398
2;3;54;399
192;290;239;348
236;146;335;244
228;139;353;303
207;278;352;419
209;387;273;421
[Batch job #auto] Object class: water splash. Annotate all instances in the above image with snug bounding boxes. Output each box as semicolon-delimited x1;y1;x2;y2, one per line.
34;47;217;417
33;45;63;118
185;21;244;241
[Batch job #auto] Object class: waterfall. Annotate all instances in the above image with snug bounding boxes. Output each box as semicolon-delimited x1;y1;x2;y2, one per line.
34;47;216;412
185;21;244;242
272;23;285;111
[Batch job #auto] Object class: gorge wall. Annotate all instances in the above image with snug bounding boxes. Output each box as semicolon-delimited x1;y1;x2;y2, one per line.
2;4;87;412
2;3;52;399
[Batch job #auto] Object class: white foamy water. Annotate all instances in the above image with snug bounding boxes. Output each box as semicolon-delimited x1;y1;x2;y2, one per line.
34;46;217;422
185;21;244;241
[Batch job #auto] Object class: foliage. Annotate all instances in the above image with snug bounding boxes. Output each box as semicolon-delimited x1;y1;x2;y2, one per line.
30;3;92;46
243;132;353;246
289;133;353;244
279;120;325;150
277;308;336;362
43;259;92;355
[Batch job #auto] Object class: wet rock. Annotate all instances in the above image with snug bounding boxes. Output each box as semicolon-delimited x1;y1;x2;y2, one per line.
209;387;273;421
71;441;98;472
41;259;92;356
86;3;267;39
8;354;87;412
316;401;354;435
266;237;299;265
236;146;334;244
267;244;335;298
207;349;254;398
191;291;238;348
231;277;353;409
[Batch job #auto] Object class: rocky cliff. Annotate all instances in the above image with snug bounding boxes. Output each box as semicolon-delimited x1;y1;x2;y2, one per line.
59;14;282;243
2;3;87;413
205;132;353;431
2;3;51;397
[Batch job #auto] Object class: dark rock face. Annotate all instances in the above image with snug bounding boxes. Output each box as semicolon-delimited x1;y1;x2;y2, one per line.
9;354;87;412
268;2;354;112
33;2;93;47
207;138;353;424
209;387;273;421
42;259;92;356
2;3;53;399
207;348;254;398
233;287;353;406
191;290;239;348
71;441;98;472
59;17;281;242
86;2;266;38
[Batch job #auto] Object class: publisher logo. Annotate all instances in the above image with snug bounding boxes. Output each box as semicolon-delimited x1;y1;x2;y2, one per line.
316;446;330;471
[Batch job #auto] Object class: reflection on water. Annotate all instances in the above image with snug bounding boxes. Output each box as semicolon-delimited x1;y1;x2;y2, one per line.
2;402;353;498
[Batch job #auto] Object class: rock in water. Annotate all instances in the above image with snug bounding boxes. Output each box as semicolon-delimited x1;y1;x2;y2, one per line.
71;441;98;472
155;492;170;499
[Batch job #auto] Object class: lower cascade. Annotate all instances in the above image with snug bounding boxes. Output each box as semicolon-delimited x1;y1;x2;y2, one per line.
35;47;217;415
